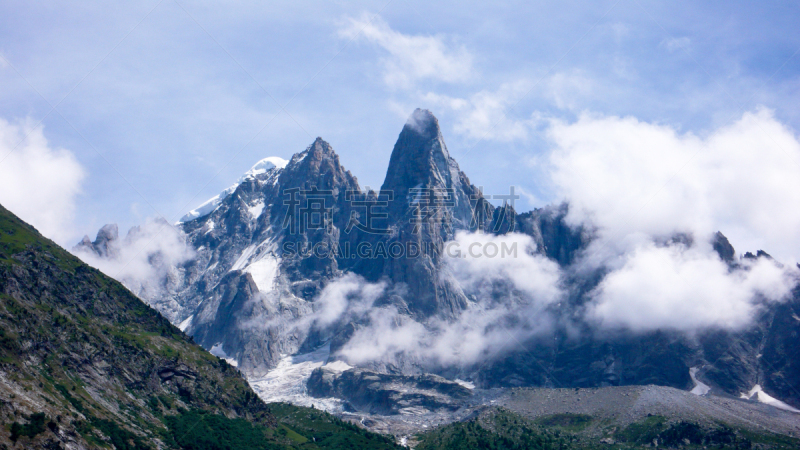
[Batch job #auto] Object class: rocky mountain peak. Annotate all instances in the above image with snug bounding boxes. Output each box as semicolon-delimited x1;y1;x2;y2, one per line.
405;108;440;140
278;137;359;192
381;109;456;195
73;223;119;258
377;109;484;232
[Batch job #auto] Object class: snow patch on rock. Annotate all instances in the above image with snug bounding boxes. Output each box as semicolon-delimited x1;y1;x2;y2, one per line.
231;244;258;271
322;360;352;373
179;156;287;223
245;256;280;293
179;184;238;224
740;385;800;413
455;379;475;390
248;201;265;219
178;315;193;332
689;367;710;396
210;343;239;367
249;344;344;412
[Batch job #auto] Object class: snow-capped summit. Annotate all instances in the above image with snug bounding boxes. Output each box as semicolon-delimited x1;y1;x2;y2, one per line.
244;156;289;179
179;156;288;223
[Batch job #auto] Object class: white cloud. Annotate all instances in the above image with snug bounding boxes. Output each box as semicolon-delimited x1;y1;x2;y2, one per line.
545;71;595;110
540;108;800;332
339;13;473;89
423;82;536;141
73;218;195;320
588;241;797;332
661;37;691;53
310;273;385;329
338;300;557;368
548;108;800;262
0;118;85;243
444;231;562;304
335;232;563;367
421;72;594;142
337;306;428;365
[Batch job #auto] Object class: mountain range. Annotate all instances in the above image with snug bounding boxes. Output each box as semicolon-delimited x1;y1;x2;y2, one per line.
73;108;800;426
0;203;410;449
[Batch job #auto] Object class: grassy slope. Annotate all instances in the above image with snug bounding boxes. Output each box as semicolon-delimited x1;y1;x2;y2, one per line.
0;204;399;450
414;407;800;450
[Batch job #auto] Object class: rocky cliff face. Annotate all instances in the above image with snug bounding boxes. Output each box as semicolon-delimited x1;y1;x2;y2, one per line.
74;109;800;414
347;109;490;319
308;366;471;415
0;204;274;449
172;139;362;376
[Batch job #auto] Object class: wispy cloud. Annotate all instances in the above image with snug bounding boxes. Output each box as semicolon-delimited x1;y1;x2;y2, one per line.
422;81;537;141
660;36;692;53
339;13;474;89
72;218;195;321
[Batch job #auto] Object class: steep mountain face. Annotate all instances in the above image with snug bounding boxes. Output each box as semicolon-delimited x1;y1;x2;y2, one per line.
308;366;472;415
347;109;491;319
380;109;480;230
74;217;190;322
0;203;271;448
175;139;361;376
0;204;404;449
74;109;800;415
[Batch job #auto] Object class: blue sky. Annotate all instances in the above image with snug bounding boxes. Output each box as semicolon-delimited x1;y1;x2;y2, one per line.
1;0;799;245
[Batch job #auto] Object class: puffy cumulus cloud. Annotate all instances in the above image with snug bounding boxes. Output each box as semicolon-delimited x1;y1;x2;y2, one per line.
541;108;800;332
0;118;85;243
444;231;562;304
337;307;427;365
419;72;595;142
339;13;473;89
548;108;800;262
588;242;797;332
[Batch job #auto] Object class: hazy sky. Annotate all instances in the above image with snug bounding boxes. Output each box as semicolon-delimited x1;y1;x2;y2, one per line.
1;1;799;246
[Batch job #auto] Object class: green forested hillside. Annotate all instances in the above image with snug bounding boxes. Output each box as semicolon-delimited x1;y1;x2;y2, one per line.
0;204;399;450
414;407;800;450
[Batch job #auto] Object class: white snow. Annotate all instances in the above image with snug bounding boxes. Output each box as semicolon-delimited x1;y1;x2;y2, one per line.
210;343;239;367
248;201;265;219
454;379;475;390
179;184;238;223
689;367;711;396
244;157;288;178
248;343;345;412
231;244;258;271
323;360;352;373
740;384;800;413
178;315;193;332
245;256;280;293
179;156;287;223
